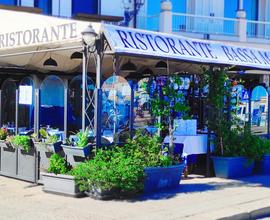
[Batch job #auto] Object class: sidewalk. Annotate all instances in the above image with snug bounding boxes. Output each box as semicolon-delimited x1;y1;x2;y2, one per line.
0;175;270;220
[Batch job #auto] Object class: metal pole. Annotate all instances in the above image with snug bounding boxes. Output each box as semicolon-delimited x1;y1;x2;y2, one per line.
0;90;2;127
133;0;137;28
82;46;87;132
206;66;213;177
95;39;102;147
129;80;134;138
15;88;19;135
34;88;40;135
63;79;68;140
248;88;252;133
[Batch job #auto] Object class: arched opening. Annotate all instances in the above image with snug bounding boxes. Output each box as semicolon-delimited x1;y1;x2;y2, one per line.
68;75;95;134
102;75;131;143
1;79;16;129
18;77;35;132
251;85;268;135
40;75;64;131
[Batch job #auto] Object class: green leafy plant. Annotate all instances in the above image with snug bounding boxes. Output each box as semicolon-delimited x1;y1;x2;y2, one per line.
71;131;176;194
48;154;70;175
123;130;174;167
150;75;190;155
10;135;31;152
75;128;89;148
71;147;144;194
203;67;265;161
39;128;58;144
0;127;8;141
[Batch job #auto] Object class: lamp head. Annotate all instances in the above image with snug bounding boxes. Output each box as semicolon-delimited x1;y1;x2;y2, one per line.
82;24;97;45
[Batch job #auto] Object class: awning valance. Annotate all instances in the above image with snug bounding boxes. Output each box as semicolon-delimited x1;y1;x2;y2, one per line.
103;24;270;70
0;9;101;73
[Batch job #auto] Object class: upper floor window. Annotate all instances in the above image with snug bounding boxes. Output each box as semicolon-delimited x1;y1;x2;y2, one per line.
18;0;34;7
34;0;52;15
52;0;71;17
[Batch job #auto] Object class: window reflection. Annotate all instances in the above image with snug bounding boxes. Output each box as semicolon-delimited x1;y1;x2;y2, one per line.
18;77;34;131
251;86;268;135
102;76;131;143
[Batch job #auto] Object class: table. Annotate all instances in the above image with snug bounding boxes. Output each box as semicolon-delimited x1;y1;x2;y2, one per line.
164;134;213;156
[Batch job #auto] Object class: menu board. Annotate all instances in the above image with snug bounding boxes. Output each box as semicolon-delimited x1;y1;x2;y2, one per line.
19;85;32;105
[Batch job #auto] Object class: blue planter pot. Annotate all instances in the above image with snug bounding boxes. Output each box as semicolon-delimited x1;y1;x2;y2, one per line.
144;164;184;193
254;154;270;175
212;157;254;179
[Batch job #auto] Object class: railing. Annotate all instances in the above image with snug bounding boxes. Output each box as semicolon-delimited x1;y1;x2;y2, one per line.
172;13;238;36
246;19;270;39
137;14;160;32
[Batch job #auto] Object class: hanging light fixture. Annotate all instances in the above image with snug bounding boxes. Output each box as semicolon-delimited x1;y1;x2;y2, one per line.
142;68;154;77
155;60;167;70
43;56;58;67
120;60;137;73
70;51;83;59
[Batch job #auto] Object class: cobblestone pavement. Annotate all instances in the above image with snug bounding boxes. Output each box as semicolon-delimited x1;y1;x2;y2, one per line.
0;175;270;220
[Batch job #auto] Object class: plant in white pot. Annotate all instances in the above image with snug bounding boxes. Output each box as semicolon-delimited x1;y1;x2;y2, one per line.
34;128;62;153
61;128;92;167
9;135;37;182
42;153;83;197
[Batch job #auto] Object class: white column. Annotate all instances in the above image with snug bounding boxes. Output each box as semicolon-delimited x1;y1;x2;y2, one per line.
159;0;172;33
236;9;247;42
238;0;244;10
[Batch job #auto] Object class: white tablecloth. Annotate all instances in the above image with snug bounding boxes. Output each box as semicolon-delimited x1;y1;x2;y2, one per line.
164;134;212;156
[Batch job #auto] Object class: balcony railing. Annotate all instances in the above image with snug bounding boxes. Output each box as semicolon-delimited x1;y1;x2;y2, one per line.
137;13;270;40
246;19;270;39
172;13;238;36
137;14;160;32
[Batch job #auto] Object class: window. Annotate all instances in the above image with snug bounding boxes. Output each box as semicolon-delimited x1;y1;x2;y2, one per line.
19;0;34;7
35;0;52;15
52;0;72;17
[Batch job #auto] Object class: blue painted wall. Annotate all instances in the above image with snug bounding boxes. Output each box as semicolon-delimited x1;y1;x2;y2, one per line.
0;0;16;5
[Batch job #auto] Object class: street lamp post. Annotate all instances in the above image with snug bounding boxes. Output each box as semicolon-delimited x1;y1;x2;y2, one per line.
81;25;97;132
81;24;103;147
122;0;145;28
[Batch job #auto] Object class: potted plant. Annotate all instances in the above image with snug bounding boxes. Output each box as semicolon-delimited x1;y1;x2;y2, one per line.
33;129;63;178
0;127;17;177
10;135;37;182
61;128;92;166
125;132;184;193
211;127;264;178
204;68;264;178
42;154;83;197
72;145;144;200
35;128;62;153
146;75;187;190
72;131;184;199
